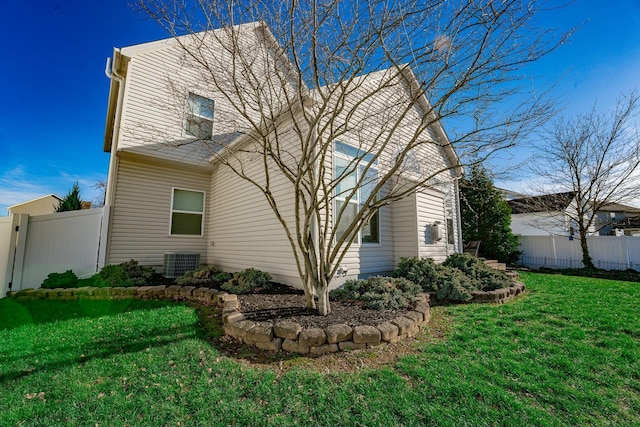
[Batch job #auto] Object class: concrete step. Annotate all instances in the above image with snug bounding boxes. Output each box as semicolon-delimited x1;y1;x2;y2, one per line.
484;259;507;271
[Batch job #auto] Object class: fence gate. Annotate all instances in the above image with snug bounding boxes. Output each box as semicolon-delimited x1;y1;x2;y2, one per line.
0;207;109;297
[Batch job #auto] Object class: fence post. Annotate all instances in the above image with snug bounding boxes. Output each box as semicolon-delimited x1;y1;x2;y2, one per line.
96;206;110;271
10;214;29;292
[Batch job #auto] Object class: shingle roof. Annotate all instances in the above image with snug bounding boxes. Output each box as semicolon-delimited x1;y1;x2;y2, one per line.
508;191;576;214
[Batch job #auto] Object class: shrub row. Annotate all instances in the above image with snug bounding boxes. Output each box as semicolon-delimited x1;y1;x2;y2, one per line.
329;276;421;310
41;261;272;295
41;260;156;289
391;253;514;302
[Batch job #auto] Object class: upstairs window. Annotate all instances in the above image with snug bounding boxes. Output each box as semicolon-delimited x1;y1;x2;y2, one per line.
334;141;380;244
186;93;214;140
170;188;205;236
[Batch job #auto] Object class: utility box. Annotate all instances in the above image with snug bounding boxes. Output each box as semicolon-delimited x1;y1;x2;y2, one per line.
163;252;200;278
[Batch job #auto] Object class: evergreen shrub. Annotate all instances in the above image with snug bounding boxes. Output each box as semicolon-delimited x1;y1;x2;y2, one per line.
93;260;156;287
175;265;232;287
41;270;79;289
220;268;272;294
329;276;421;310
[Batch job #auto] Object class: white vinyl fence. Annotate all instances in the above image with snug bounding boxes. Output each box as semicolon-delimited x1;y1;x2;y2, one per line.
519;235;640;271
0;207;109;297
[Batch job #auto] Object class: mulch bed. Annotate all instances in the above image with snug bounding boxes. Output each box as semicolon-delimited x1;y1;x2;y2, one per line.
238;291;411;329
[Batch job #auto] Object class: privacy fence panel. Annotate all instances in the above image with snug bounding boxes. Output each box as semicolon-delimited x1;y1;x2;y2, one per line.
0;215;17;298
1;207;109;296
519;235;640;271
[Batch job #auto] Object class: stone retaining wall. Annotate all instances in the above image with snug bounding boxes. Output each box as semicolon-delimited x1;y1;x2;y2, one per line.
222;293;432;355
429;282;526;305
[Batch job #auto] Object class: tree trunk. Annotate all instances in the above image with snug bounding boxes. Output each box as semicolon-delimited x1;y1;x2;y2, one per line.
579;229;595;269
317;287;331;316
303;277;317;309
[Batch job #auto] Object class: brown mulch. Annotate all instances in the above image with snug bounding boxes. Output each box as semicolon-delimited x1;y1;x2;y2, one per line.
238;293;411;328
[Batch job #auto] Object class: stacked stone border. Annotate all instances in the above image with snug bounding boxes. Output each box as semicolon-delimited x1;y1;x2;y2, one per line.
429;281;526;305
6;281;525;355
222;293;432;355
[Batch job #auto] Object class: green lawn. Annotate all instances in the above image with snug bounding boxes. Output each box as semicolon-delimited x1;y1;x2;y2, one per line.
1;272;638;426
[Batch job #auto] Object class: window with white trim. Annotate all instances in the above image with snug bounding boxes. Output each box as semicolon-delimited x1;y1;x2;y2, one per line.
170;188;205;236
334;141;379;244
185;93;214;140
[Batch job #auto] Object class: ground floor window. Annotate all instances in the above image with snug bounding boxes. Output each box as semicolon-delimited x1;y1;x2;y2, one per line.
334;141;379;244
170;188;205;236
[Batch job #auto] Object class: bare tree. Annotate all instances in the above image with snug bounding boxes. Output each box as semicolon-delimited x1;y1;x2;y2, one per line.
529;90;640;269
91;179;107;208
132;0;566;314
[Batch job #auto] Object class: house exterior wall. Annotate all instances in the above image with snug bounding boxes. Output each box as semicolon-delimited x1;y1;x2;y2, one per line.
206;147;301;288
511;212;568;236
103;26;461;286
114;23;299;167
8;196;61;216
392;193;418;265
106;155;211;268
319;69;461;282
416;186;456;262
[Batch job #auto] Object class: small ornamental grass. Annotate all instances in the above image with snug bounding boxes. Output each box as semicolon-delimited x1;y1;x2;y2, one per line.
329;276;421;310
392;253;514;302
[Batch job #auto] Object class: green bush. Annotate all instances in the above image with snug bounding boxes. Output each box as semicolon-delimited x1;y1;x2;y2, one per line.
392;257;443;291
392;254;514;302
93;260;156;288
329;276;421;310
220;268;272;294
41;270;79;289
434;268;475;301
175;265;231;287
443;253;512;291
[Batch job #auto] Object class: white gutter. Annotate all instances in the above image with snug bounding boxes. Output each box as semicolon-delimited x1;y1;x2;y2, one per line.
104;48;126;206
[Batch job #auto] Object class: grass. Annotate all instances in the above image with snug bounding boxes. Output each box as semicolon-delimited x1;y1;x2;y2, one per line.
1;272;638;426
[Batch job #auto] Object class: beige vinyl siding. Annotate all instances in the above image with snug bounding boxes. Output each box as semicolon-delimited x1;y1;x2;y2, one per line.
392;193;419;264
416;188;451;262
319;69;458;281
116;24;299;167
335;203;394;284
107;157;210;267
206;135;302;288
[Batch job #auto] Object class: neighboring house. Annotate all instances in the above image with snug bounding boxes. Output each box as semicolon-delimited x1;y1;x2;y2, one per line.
7;194;62;216
595;203;640;236
508;192;587;236
101;22;463;289
496;187;527;201
608;215;640;236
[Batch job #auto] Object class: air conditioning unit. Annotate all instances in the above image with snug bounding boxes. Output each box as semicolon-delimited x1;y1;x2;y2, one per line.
163;252;200;278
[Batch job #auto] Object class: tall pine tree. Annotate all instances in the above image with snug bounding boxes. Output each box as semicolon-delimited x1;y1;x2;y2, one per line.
460;165;520;264
56;182;83;212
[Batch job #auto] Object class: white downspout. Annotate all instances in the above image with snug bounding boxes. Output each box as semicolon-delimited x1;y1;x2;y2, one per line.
455;177;464;253
104;48;125;206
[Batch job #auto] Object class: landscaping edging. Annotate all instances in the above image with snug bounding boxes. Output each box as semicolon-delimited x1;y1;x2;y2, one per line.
7;281;525;355
6;285;432;355
222;293;432;354
428;281;526;305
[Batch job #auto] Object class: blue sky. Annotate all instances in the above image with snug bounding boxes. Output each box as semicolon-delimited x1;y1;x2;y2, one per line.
0;0;639;214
